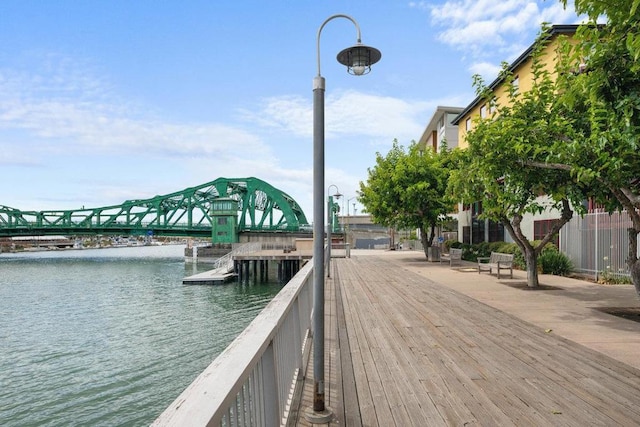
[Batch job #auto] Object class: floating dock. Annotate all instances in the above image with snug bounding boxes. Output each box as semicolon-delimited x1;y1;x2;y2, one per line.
182;269;236;285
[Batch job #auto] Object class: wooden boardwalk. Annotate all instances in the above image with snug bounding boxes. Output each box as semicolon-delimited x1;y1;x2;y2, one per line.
295;254;640;426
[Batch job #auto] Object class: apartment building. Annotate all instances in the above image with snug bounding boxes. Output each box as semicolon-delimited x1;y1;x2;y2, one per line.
417;106;464;153
451;24;579;244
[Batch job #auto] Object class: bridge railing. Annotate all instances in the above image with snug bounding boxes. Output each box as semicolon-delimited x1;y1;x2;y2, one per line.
153;259;314;426
0;220;307;236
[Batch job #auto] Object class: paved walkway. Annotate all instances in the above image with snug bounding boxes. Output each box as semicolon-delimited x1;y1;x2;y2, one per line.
296;249;640;426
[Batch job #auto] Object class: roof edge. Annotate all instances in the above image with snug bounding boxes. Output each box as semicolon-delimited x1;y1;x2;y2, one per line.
452;24;579;125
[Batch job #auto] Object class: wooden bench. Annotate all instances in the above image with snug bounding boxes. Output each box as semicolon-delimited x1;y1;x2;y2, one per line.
440;248;462;267
477;252;514;279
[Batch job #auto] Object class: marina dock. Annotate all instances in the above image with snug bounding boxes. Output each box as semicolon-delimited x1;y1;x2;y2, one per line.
181;269;237;284
182;249;313;284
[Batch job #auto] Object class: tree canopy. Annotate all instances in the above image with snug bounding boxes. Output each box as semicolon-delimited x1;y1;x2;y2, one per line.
551;0;640;294
359;140;453;257
448;30;589;288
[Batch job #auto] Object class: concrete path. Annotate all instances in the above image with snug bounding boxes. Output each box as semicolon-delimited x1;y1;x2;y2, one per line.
385;249;640;371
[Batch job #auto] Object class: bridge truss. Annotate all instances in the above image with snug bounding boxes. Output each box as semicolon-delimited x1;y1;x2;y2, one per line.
0;177;309;238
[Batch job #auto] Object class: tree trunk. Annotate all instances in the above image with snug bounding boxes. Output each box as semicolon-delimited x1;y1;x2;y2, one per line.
418;224;438;260
524;247;539;288
627;227;640;296
420;225;430;259
630;259;640;297
502;213;540;288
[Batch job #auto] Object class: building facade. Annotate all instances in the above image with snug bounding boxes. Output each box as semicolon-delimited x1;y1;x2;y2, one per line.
451;24;579;244
417;106;464;153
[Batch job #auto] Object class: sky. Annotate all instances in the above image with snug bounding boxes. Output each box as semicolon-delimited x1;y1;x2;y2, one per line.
0;0;582;221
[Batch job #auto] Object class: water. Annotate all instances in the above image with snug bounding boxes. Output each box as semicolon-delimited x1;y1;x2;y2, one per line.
0;245;284;426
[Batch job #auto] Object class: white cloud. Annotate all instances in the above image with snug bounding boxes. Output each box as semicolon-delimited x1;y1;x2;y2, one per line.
0;51;464;217
538;2;582;24
239;95;311;136
423;0;580;86
0;150;42;167
0;57;273;165
437;20;504;52
243;90;432;143
468;61;503;81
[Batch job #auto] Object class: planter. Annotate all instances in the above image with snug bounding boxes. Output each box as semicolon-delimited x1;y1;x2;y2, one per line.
427;246;440;262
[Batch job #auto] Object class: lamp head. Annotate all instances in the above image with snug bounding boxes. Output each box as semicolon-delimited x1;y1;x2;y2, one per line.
337;43;382;76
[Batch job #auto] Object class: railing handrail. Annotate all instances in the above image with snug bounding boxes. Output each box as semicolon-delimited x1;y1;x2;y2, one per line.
207;242;262;274
153;260;314;426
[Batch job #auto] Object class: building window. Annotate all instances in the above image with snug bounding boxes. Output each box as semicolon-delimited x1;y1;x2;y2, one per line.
512;75;519;93
480;104;487;119
534;219;559;247
471;201;483;216
217;217;228;225
465;117;472;131
488;220;504;242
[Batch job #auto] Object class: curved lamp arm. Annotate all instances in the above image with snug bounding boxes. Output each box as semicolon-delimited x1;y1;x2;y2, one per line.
316;14;361;77
316;14;381;77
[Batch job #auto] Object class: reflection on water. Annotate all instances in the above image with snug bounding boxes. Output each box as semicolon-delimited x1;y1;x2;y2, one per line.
0;245;283;426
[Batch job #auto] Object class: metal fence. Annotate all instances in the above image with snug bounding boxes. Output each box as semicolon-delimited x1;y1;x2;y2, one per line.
152;260;314;426
560;209;638;280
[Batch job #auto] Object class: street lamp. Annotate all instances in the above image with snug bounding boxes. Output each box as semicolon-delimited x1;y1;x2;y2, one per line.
327;184;342;278
346;196;357;248
310;14;381;421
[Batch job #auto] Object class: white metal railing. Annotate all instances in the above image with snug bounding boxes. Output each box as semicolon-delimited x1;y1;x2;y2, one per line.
330;242;351;258
152;260;314;426
208;242;263;274
560;209;639;280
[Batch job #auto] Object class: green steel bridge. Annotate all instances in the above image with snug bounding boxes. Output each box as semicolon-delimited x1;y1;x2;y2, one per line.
0;177;310;239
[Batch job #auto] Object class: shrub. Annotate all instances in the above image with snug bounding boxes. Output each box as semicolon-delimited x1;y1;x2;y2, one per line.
453;238;572;275
538;250;573;276
460;243;479;262
598;269;632;285
493;242;526;269
488;241;505;252
445;239;460;250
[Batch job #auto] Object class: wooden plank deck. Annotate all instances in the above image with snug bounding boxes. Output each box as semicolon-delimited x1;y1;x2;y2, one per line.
295;254;640;426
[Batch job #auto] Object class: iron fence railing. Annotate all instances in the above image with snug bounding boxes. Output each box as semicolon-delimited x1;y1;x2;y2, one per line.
560;209;639;280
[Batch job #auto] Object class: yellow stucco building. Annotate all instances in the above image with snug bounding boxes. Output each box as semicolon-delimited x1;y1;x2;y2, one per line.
454;24;578;147
451;24;579;244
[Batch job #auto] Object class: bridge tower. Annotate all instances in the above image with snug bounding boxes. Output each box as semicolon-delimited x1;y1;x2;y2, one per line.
211;198;239;244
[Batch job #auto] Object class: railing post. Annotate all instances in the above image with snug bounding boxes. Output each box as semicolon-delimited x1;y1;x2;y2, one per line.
293;299;303;372
262;341;280;426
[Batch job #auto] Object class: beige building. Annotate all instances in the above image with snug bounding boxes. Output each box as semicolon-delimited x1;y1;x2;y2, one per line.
417;106;464;153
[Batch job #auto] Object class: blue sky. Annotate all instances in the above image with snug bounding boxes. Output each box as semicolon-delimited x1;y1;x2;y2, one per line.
0;1;581;219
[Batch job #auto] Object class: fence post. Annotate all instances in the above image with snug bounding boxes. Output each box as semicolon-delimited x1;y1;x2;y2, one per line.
262;341;280;426
595;210;599;281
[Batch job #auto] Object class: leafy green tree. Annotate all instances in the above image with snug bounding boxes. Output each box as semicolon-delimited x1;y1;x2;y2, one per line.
448;32;588;288
359;140;453;259
543;0;640;295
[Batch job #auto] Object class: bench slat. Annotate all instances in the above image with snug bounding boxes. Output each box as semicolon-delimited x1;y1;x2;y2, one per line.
440;248;462;267
478;252;513;279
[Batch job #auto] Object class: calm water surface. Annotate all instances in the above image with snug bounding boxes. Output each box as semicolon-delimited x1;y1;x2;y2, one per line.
0;245;284;426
